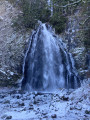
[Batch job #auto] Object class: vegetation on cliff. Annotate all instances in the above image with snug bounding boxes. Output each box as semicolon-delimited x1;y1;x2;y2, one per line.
12;0;68;33
11;0;90;37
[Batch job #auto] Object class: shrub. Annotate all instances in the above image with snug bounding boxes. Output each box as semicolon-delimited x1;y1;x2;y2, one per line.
49;13;67;34
84;29;90;48
12;0;51;30
12;0;67;34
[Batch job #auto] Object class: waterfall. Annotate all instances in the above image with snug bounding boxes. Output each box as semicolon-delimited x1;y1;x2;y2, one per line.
47;0;53;16
21;23;80;91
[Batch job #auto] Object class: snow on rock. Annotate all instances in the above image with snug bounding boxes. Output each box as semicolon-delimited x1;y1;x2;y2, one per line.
0;16;4;21
0;0;31;86
7;70;14;76
0;69;7;75
73;47;85;55
0;79;90;120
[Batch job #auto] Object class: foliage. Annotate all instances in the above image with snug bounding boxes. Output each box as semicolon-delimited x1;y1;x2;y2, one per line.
12;0;68;33
12;0;51;30
12;0;83;34
80;1;90;50
84;29;90;48
49;13;67;33
12;0;90;35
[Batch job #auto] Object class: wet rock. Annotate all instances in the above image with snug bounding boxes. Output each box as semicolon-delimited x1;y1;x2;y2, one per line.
33;100;37;104
51;114;57;118
4;100;10;104
12;103;18;108
1;115;7;119
70;106;74;110
6;115;12;119
16;94;21;99
19;102;25;106
61;95;69;101
43;115;48;118
83;116;89;120
42;112;47;116
35;111;39;115
55;108;58;111
2;115;12;119
29;104;34;110
0;95;6;98
37;108;40;111
20;107;26;111
85;110;90;114
17;95;20;99
75;105;82;110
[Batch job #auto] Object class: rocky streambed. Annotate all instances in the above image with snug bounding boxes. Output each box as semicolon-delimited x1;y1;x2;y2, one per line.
0;79;90;120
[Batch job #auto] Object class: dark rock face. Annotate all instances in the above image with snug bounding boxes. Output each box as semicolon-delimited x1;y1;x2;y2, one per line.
6;116;12;119
85;110;90;114
61;10;89;79
51;114;57;118
0;0;31;87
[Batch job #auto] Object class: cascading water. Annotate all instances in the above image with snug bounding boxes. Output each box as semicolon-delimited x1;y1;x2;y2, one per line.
21;23;80;91
47;0;53;16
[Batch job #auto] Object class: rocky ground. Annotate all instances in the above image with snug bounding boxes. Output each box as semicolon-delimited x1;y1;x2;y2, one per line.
0;79;90;120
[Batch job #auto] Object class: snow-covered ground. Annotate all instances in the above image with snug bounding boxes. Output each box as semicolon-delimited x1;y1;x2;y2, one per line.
0;79;90;120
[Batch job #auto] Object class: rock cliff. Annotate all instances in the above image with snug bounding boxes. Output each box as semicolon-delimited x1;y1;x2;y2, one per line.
0;0;31;86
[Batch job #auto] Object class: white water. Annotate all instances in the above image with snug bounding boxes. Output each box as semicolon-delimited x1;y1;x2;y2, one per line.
22;23;80;91
47;0;53;16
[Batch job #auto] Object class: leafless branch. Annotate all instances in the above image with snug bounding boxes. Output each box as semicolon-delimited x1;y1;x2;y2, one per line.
80;16;90;25
59;0;82;8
